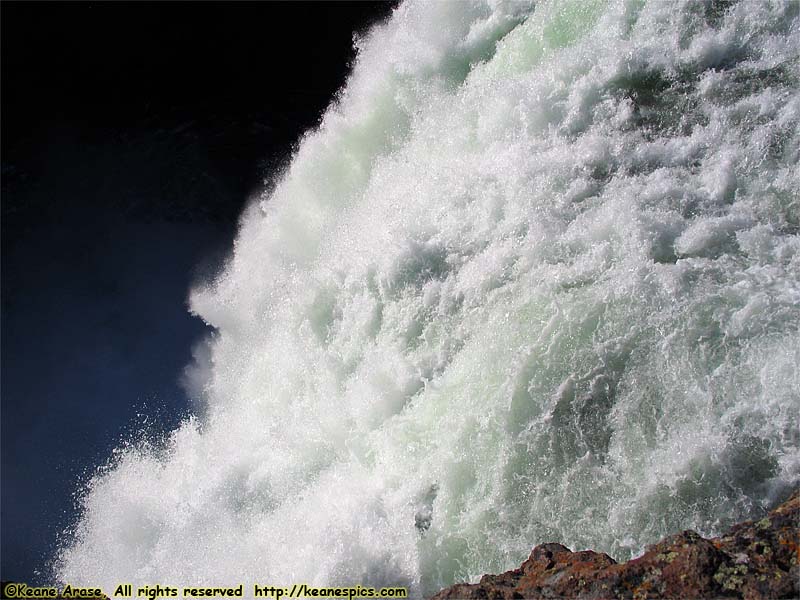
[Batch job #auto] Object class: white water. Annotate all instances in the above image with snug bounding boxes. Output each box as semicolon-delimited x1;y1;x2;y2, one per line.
57;0;800;596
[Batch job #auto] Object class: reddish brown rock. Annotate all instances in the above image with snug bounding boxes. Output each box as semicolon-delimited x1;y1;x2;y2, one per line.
431;490;799;599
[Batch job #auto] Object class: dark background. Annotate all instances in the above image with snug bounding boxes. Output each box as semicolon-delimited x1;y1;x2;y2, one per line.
1;1;395;584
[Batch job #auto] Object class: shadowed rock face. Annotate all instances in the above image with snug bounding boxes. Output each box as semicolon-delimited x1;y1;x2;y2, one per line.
431;490;799;599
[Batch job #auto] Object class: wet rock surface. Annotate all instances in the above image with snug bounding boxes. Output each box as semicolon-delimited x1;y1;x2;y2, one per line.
431;490;799;599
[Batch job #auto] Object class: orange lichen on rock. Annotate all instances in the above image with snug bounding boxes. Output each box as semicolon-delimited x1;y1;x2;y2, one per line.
431;490;799;599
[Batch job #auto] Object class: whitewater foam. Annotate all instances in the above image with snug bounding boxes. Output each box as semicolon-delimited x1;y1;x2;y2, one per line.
57;0;800;596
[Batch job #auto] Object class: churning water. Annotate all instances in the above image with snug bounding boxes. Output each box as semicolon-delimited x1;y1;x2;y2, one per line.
56;0;799;596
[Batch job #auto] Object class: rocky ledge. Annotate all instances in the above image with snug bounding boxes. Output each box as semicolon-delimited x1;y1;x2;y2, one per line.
431;490;799;599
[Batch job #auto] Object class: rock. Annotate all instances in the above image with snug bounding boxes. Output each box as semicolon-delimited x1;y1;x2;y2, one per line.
430;490;799;599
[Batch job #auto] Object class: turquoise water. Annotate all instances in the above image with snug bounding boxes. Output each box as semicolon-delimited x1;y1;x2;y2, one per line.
57;1;800;596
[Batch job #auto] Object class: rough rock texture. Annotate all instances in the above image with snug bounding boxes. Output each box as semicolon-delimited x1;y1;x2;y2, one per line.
431;490;799;599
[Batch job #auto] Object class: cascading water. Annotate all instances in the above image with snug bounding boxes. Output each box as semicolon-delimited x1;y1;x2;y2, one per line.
56;0;800;597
